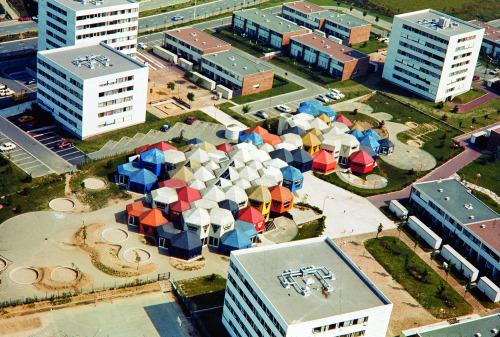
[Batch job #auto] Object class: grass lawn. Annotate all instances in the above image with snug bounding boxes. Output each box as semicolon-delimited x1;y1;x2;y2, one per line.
61;110;218;154
177;274;227;311
292;217;326;241
473;190;500;215
457;155;500;195
365;236;473;318
216;102;256;128
452;87;486;104
231;75;304;105
69;153;131;210
350;34;388;54
209;30;267;58
268;56;338;86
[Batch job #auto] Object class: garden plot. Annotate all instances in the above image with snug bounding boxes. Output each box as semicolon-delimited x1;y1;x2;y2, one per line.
404;123;438;144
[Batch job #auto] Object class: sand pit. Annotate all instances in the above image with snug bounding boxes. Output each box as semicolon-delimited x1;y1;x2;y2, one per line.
49;198;75;212
407;139;423;148
405;122;418;128
101;228;129;243
10;268;39;285
0;257;6;271
82;178;107;190
123;248;151;264
50;267;78;282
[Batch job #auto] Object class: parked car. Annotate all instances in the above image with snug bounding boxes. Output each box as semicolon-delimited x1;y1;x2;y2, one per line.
56;139;73;149
18;16;32;21
330;88;345;98
326;93;340;100
172;15;184;21
491;69;500;75
186;116;196;125
18;115;35;123
0;142;16;152
24;121;40;130
32;16;37;21
0;83;6;90
25;79;36;85
256;110;268;119
473;75;480;81
138;42;147;50
160;124;171;132
318;94;329;103
275;104;291;112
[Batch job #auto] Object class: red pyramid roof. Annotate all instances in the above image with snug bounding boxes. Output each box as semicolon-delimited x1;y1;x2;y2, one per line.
135;144;151;155
313;150;336;165
148;141;177;152
176;186;201;202
336;115;352;127
349;150;375;165
216;143;234;152
126;200;150;217
158;179;188;189
169;200;191;212
244;126;269;136
139;209;168;227
261;133;282;145
269;185;293;202
238;207;265;225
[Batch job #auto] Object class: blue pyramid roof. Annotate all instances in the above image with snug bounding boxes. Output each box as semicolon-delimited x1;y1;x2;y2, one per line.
360;134;380;148
300;100;322;108
218;199;239;212
117;162;139;176
140;149;165;164
363;129;382;141
269;149;293;164
378;138;394;147
283;126;306;135
349;129;364;140
129;168;158;185
239;132;263;146
359;145;377;160
317;106;337;120
291;148;313;163
187;138;203;145
171;231;203;250
280;165;303;181
220;229;252;249
234;220;258;238
297;105;319;117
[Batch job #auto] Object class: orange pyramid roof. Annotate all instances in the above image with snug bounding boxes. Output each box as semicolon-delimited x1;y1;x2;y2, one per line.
261;133;282;145
126;200;150;217
139;209;169;227
269;185;293;202
244;126;269;136
313;150;336;165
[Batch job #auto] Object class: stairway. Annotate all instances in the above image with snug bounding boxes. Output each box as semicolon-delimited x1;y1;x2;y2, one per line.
158;279;172;293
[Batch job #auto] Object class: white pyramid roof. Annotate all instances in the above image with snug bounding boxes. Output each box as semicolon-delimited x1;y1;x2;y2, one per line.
217;178;233;189
220;166;240;181
234;178;252;190
183;207;210;226
208;149;229;164
231;158;245;169
321;138;342;149
280;133;303;148
191;199;219;211
238;166;260;181
258;167;283;184
332;122;350;134
249;149;272;162
310;118;329;131
224;185;248;205
321;127;345;140
163;149;186;164
252;177;277;188
234;142;257;151
294;113;315;121
204;160;220;171
273;142;297;151
193;166;216;182
210;208;234;227
150;187;178;204
289;119;311;131
201;185;226;202
258;143;275;152
185;148;209;163
246;160;264;170
230;149;252;163
188;179;207;190
263;158;288;169
340;133;360;147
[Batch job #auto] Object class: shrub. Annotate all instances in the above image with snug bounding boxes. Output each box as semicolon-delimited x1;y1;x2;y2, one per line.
437;101;444;109
104;160;114;169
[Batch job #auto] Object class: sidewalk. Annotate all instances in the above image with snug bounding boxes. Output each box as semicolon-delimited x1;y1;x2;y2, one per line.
199;106;247;129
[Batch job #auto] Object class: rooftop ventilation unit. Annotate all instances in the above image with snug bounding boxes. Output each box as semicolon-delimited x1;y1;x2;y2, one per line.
191;32;197;36
438;188;443;192
480;224;486;228
445;196;450;200
470;215;475;220
464;203;474;210
278;265;335;296
72;54;111;69
229;56;235;61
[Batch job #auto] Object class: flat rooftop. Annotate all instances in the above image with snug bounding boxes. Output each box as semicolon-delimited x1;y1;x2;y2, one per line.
416;314;500;337
39;43;146;80
395;9;484;37
232;237;391;324
320;11;370;29
51;0;137;12
166;27;230;51
234;8;305;34
282;1;326;14
292;33;368;61
202;50;273;77
413;179;500;225
469;20;500;42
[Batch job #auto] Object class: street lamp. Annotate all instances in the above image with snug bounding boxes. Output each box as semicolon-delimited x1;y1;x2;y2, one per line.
475;173;481;186
373;179;379;190
417;163;426;178
449;143;458;160
322;196;333;212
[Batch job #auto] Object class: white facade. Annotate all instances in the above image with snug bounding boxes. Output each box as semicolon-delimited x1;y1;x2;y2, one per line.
222;237;393;337
382;9;484;102
37;43;148;139
38;0;139;58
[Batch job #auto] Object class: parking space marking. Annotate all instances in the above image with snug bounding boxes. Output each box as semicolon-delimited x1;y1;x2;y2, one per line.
32;131;88;166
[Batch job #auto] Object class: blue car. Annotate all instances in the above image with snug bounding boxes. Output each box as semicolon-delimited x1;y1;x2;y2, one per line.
160;124;171;132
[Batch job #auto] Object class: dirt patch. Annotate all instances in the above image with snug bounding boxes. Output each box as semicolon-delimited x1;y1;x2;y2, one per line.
407;139;423;148
48;198;75;212
10;268;40;285
123;248;151;264
0;316;42;336
170;257;205;271
405;122;418;128
73;223;157;278
33;266;90;292
82;178;107;190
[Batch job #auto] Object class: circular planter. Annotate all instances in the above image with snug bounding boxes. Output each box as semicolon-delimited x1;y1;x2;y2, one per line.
10;267;39;285
82;178;107;190
405;122;418;128
50;267;78;282
0;257;7;272
101;228;129;243
123;248;151;264
407;139;423;148
49;198;76;212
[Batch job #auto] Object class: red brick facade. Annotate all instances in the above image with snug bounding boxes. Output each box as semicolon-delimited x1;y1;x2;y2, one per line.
347;25;371;45
341;57;370;81
281;29;308;50
241;70;275;96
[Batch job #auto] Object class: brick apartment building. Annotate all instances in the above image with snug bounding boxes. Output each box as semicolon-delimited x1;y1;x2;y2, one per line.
469;20;500;58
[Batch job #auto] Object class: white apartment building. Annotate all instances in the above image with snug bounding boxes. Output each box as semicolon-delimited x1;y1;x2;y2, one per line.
38;0;139;57
382;9;484;102
37;42;148;139
223;237;393;337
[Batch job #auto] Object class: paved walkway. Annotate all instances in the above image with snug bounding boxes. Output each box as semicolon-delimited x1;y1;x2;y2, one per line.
455;82;500;113
199;106;247;129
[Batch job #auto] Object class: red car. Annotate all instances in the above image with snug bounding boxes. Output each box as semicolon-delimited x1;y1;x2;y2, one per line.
56;139;73;149
473;75;480;81
186;116;196;125
18;16;32;21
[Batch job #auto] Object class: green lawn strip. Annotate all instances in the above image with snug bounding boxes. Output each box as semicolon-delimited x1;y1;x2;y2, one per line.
0;31;38;43
216;102;256;128
177;274;227;310
210;30;269;58
61;111;218;154
452;87;487;104
472;190;500;214
268;56;338;86
292;216;326;241
314;159;418;197
365;236;473;318
350;34;388;54
457;155;500;195
308;0;394;23
69;154;132;210
231;75;304;105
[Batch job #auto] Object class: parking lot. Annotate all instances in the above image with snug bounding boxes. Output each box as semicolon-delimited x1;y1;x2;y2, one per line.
0;132;54;178
32;132;88;165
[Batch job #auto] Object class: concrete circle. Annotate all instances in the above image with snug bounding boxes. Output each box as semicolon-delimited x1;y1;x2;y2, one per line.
9;267;39;285
101;227;129;243
123;248;151;264
366;174;385;183
49;198;75;212
82;178;107;190
50;267;78;282
0;257;6;271
407;139;423;148
405;122;418;128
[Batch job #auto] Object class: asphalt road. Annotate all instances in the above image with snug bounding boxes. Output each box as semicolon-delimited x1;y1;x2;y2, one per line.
0;20;38;35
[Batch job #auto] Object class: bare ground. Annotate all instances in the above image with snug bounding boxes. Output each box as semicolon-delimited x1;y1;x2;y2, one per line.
169;257;206;271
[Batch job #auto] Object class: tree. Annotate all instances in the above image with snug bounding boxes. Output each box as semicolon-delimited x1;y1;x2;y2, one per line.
445;263;452;281
352;108;358;115
196;78;204;87
135;250;141;270
458;121;463;128
187;92;195;103
363;11;367;17
484;113;489;119
184;71;193;80
242;104;251;114
437;101;444;109
397;223;403;238
375;16;379;22
471;117;476;124
349;6;353;11
167;82;175;91
376;223;383;238
82;223;87;247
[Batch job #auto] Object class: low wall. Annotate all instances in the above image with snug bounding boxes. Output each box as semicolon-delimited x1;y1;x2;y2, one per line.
407;216;442;250
178;58;193;71
192;72;216;91
216;84;233;99
440;244;479;282
153;46;177;64
389;200;408;220
477;276;500;302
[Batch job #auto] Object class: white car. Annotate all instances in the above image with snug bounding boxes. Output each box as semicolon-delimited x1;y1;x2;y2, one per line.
275;104;291;112
256;110;269;119
172;15;184;21
318;95;329;103
138;42;147;49
491;69;500;75
330;89;345;98
326;92;340;100
0;142;16;152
